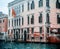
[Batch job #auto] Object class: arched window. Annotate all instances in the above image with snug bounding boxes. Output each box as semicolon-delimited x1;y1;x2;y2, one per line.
9;20;10;27
39;13;42;23
14;20;16;26
9;9;10;16
28;16;29;24
0;20;2;23
31;15;34;24
46;0;49;7
22;17;24;25
12;19;13;26
19;18;20;25
56;0;60;9
31;1;35;9
46;13;50;23
31;28;34;33
22;4;24;12
39;0;43;7
28;2;29;10
17;19;18;26
40;27;42;33
57;14;60;24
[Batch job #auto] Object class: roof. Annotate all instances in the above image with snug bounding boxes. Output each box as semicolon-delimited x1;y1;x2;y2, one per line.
0;12;8;18
8;0;25;7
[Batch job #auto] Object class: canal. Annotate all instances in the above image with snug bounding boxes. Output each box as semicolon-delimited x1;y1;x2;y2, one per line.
0;42;60;49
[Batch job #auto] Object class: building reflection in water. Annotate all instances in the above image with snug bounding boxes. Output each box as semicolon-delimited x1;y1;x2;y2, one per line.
0;42;60;49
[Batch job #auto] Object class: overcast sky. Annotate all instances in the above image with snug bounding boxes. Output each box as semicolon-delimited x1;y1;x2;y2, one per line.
0;0;14;14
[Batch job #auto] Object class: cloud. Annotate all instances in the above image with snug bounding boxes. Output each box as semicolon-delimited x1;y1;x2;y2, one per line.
0;0;14;14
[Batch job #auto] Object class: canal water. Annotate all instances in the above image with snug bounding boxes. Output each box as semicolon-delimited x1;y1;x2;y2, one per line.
0;42;60;49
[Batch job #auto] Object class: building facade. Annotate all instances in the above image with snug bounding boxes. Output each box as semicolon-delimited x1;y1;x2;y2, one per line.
8;0;60;42
0;12;8;40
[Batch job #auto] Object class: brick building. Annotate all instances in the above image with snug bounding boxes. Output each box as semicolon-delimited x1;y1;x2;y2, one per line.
0;12;8;40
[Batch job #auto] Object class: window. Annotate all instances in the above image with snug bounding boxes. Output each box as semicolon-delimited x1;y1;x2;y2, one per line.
12;19;13;26
47;27;49;33
32;37;34;39
46;0;49;7
28;2;29;10
19;5;21;13
14;29;15;39
3;20;4;22
17;19;18;26
27;28;29;39
22;4;24;12
31;15;34;24
9;20;10;27
57;14;60;24
17;6;20;13
40;27;42;33
17;7;19;14
27;28;29;33
46;13;50;23
19;18;20;25
28;16;29;24
0;20;2;23
14;20;16;26
22;17;24;25
39;13;42;23
31;28;34;33
8;30;10;34
56;0;60;9
15;7;17;14
39;0;43;7
9;9;10;16
31;1;35;9
16;6;19;14
18;29;20;39
21;28;23;33
40;37;42;39
21;28;23;39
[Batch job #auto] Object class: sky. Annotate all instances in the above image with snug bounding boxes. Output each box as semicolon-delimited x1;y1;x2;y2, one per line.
0;0;14;14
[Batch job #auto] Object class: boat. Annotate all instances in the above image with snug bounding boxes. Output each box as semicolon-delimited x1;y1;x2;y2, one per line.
47;34;60;43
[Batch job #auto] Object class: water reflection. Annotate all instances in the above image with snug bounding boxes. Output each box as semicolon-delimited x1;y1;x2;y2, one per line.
0;42;60;49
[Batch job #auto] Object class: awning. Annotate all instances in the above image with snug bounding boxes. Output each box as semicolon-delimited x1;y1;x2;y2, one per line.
33;32;40;37
52;29;58;32
50;28;58;32
42;33;49;37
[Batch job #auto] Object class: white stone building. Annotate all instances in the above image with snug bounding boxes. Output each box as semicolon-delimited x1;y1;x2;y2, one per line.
8;0;60;42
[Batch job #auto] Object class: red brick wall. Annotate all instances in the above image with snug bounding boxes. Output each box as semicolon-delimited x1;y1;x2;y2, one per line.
0;17;8;33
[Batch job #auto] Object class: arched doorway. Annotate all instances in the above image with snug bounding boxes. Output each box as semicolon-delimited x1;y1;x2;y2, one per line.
14;29;20;41
24;30;27;42
15;30;18;40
